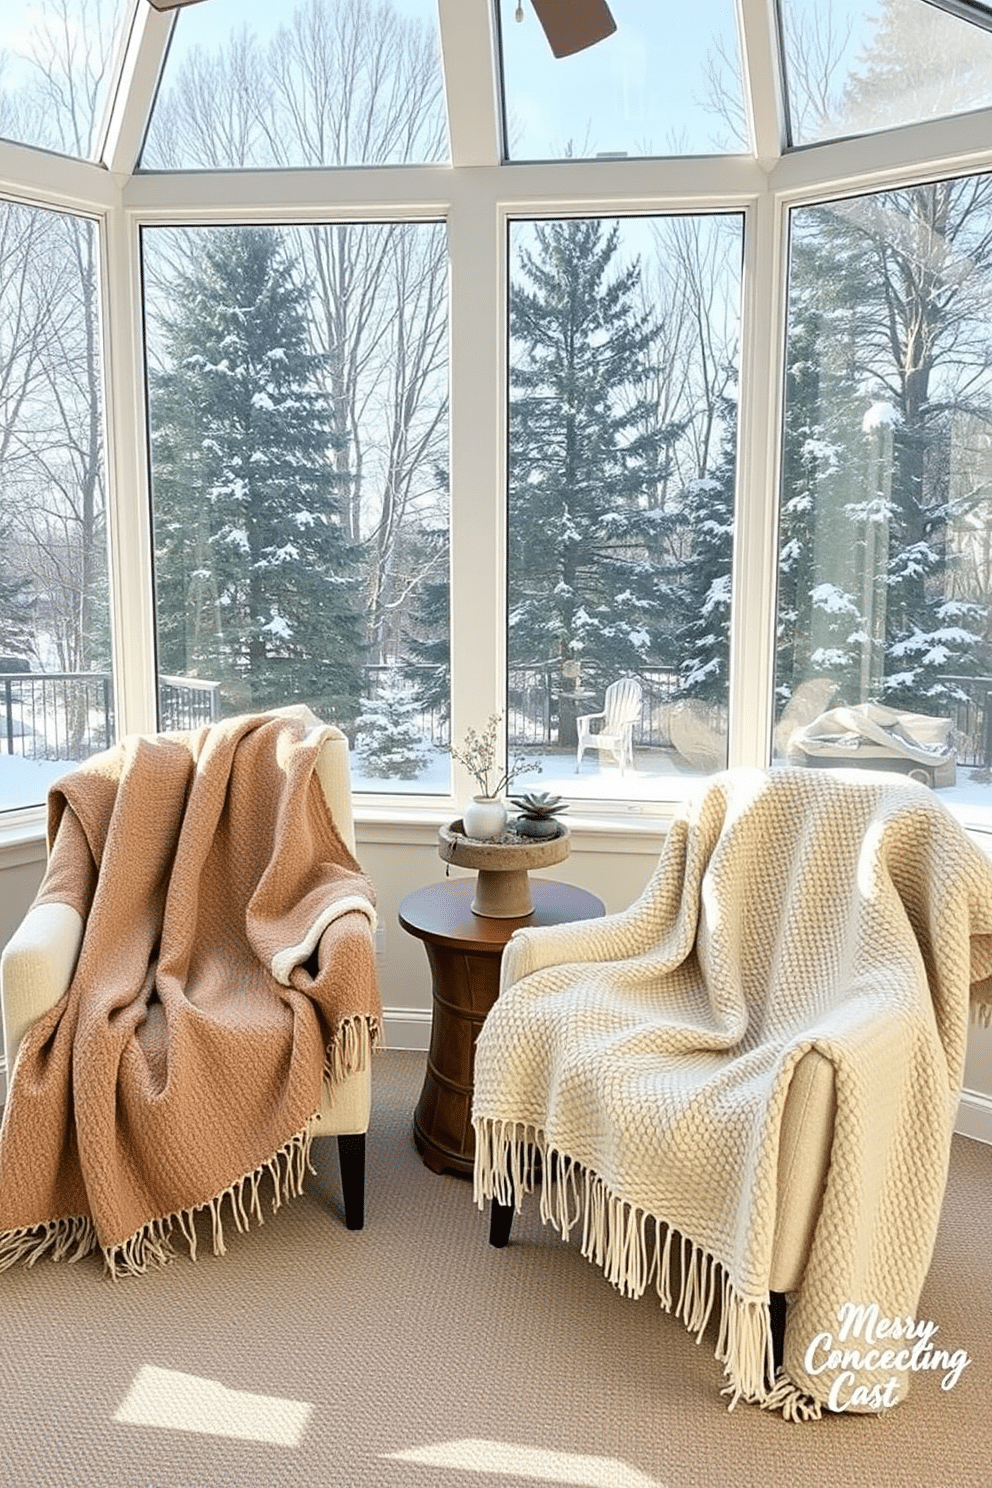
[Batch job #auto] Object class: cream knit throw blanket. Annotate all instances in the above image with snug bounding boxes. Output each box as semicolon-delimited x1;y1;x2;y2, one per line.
472;767;992;1420
0;709;381;1276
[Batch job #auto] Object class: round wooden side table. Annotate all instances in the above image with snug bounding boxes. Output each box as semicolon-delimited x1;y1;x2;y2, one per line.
399;876;605;1177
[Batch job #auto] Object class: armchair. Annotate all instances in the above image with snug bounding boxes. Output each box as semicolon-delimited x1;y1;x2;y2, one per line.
472;767;992;1419
1;707;380;1275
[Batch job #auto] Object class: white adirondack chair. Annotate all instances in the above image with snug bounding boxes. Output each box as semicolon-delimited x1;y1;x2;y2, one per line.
576;677;643;775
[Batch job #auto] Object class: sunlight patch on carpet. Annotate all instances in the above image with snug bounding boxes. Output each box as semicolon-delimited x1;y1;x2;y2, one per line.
384;1438;666;1486
114;1365;312;1446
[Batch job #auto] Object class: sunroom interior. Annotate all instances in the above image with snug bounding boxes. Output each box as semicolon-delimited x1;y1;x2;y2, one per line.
2;0;992;1124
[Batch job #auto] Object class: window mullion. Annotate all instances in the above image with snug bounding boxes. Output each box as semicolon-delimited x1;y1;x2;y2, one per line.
447;184;506;800
103;206;159;738
727;186;789;768
437;0;502;168
97;0;175;177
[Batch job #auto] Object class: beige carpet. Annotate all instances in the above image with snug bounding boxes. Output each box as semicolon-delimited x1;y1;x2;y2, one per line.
1;1049;990;1488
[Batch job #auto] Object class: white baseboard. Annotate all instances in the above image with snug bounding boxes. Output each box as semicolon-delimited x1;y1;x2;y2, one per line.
956;1087;992;1145
380;1007;432;1051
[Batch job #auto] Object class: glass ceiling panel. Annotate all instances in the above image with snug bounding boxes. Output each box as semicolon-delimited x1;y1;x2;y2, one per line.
141;0;447;171
781;0;992;146
0;0;130;159
498;0;748;161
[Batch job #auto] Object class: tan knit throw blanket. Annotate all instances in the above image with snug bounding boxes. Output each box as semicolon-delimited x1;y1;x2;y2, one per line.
0;709;381;1276
472;768;992;1420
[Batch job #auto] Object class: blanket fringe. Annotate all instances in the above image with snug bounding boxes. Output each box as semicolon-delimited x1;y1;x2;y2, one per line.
475;1119;780;1413
324;1013;381;1086
758;1374;824;1423
973;999;992;1030
0;1124;318;1280
3;1029;378;1282
103;1122;315;1278
0;1215;98;1272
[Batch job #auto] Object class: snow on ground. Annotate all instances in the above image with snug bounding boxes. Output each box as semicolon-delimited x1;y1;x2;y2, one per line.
0;755;75;813
6;745;992;815
350;744;992;813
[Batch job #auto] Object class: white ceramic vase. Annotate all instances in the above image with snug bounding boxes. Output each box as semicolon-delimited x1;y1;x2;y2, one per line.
462;795;507;842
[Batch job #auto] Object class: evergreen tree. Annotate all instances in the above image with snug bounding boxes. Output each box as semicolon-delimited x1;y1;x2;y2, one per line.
769;2;992;731
674;386;737;702
401;507;450;726
0;517;34;665
149;227;364;723
354;669;431;779
777;180;992;717
775;280;863;709
507;220;676;741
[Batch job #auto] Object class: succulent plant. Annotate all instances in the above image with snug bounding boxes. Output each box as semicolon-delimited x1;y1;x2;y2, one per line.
509;790;569;820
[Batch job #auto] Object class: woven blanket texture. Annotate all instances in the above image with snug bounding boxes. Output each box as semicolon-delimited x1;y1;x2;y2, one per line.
472;767;992;1420
0;708;381;1275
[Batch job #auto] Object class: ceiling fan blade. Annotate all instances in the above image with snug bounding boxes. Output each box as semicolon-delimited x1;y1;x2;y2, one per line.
529;0;617;59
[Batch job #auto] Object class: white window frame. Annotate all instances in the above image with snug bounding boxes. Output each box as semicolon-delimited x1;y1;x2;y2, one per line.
3;1;992;837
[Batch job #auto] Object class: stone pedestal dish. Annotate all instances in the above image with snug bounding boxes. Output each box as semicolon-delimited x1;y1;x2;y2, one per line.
437;821;571;917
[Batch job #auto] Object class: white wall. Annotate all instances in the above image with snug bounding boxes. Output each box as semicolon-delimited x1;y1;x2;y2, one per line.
0;838;47;949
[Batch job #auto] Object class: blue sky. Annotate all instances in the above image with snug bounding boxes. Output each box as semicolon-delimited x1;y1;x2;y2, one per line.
498;0;745;158
158;0;747;161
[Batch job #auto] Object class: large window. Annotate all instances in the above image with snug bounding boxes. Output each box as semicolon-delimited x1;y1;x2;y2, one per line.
0;200;110;813
775;173;992;807
506;214;744;802
8;0;992;831
142;220;450;794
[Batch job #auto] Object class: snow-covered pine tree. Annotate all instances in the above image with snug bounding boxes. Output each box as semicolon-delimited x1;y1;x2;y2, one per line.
0;517;34;666
771;4;992;718
150;226;365;724
673;388;737;703
507;219;676;744
775;281;865;709
354;669;431;779
400;486;450;727
779;187;990;718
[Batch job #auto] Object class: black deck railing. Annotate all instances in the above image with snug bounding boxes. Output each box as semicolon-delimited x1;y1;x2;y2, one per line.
1;672;220;761
507;665;681;749
939;676;992;769
1;672;114;762
6;665;990;768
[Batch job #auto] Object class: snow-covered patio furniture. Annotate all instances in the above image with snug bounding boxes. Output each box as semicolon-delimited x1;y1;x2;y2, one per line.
575;677;642;775
789;700;956;787
668;697;727;773
772;678;837;762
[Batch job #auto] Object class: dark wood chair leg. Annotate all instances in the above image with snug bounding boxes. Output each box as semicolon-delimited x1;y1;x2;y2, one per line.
770;1289;787;1373
337;1132;366;1230
489;1196;515;1248
489;1147;544;1247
